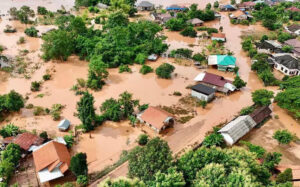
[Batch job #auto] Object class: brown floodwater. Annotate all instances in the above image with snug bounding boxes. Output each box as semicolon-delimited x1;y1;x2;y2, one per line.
1;1;299;180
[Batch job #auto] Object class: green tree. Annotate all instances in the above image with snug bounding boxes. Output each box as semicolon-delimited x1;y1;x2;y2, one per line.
251;89;274;106
165;18;187;31
77;92;96;132
275;88;300;119
152;167;186;187
137;134;148;146
240;141;266;159
128;137;173;182
155;63;175;79
39;131;48;140
139;65;153;75
10;6;35;24
233;76;247;89
276;168;293;183
105;11;129;29
118;92;139;118
42;29;75;61
87;56;108;90
63;132;75;148
24;26;39;37
76;175;88;186
0;160;14;181
70;152;88;177
1;143;21;166
273;130;293;144
180;26;197;38
37;6;48;15
3;90;24;112
263;152;282;171
214;1;219;8
0;124;20;138
100;98;123;121
99;177;145;186
202;128;224;147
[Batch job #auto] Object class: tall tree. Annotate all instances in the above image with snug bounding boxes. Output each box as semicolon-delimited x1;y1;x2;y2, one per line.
77;92;96;132
251;89;274;106
70;152;88;177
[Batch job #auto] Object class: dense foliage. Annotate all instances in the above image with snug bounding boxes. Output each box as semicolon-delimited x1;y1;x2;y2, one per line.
70;152;88;177
273;130;293;144
24;26;39;37
9;6;35;24
77;92;96;132
0;124;20;138
275;88;300;119
202;128;224;147
155;63;175;79
139;65;153;75
0;91;24;120
251;89;274;106
233;76;247;89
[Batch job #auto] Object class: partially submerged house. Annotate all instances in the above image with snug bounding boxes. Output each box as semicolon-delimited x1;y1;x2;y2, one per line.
238;1;256;10
229;10;251;20
208;55;236;71
137;1;154;11
4;132;44;152
219;115;257;146
166;4;187;11
137;106;174;133
211;33;226;42
187;18;204;26
219;106;272;146
58;119;70;131
285;24;300;35
220;4;237;11
284;39;300;57
268;53;300;76
255;40;283;54
194;72;236;94
151;13;173;24
191;84;215;102
33;141;71;183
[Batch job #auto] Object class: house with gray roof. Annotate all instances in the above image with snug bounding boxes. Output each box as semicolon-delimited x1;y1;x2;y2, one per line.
137;1;154;11
255;40;283;54
285;24;300;35
187;18;204;26
284;39;300;57
218;115;256;146
268;53;300;76
191;84;215;102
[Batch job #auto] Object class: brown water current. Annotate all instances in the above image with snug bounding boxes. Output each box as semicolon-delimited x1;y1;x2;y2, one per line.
0;1;299;181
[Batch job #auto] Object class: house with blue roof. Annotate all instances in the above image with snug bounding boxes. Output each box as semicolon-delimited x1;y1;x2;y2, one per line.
221;4;237;11
166;4;187;11
208;55;237;71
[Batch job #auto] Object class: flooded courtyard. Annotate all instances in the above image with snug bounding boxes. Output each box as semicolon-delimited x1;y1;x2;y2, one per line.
0;0;299;186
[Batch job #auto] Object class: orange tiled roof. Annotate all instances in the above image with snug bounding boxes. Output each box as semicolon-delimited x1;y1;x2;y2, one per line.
13;132;44;151
33;141;71;174
140;106;173;131
232;10;245;18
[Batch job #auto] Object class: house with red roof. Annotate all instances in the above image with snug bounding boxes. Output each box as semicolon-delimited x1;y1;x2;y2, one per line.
194;72;236;94
286;6;300;12
3;132;44;152
137;106;174;133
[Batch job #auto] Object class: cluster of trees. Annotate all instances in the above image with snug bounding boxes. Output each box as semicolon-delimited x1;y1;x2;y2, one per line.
0;143;21;185
252;2;300;30
275;76;300;119
42;13;167;90
70;152;89;186
112;137;292;186
165;4;215;36
0;90;24;121
155;63;175;79
242;38;279;86
77;91;144;132
24;26;39;37
9;6;35;24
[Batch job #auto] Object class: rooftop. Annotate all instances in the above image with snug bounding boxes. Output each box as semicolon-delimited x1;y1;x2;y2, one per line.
187;18;204;25
272;54;300;70
140;106;173;131
137;1;154;7
249;106;272;124
211;33;226;39
13;132;44;151
191;84;215;95
287;24;300;32
194;72;233;87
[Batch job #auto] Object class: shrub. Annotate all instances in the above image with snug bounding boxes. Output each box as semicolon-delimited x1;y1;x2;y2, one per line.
282;45;293;53
24;26;39;37
139;65;153;75
135;53;147;64
170;48;193;58
76;175;88;186
37;6;48;15
173;91;182;96
0;124;20;138
240;20;249;25
202;128;224;147
70;153;88;177
33;106;44;116
192;53;206;62
273;130;293;144
119;64;132;73
17;37;25;44
240;106;255;115
39;131;48;140
276;168;292;183
240;141;266;158
180;26;197;38
155;63;175;79
138;104;149;112
233;76;247;89
137;134;149;145
31;81;41;91
64;132;75;148
42;74;51;81
50;104;63;121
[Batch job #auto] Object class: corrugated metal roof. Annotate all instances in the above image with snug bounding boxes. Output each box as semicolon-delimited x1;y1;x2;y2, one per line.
219;115;256;144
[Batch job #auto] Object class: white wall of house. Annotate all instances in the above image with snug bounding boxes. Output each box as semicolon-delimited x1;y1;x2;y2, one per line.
257;48;271;54
191;90;215;102
212;37;226;42
275;63;300;76
220;133;234;146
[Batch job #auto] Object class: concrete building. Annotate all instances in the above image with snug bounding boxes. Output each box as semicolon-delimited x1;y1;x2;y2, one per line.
268;53;300;76
191;84;215;102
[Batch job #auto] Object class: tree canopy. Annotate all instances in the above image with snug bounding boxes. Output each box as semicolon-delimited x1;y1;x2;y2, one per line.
251;89;274;106
77;92;96;132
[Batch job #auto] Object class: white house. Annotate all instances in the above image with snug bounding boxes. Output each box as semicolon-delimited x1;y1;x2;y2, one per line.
218;115;256;146
268;54;300;76
191;84;215;102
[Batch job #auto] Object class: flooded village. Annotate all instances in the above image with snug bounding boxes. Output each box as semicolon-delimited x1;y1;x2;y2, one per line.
0;0;300;186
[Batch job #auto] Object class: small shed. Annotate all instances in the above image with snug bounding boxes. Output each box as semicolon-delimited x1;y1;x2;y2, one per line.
57;119;70;131
187;18;204;26
218;115;256;146
137;1;154;11
211;33;226;42
191;84;215;102
148;54;158;61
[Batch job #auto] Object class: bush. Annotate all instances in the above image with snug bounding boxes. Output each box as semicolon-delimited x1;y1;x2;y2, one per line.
119;64;132;73
170;48;193;58
138;104;148;112
31;81;41;91
202;128;224;147
135;53;147;64
76;175;88;186
173;91;182;96
240;20;249;25
70;153;88;177
139;65;153;75
155;63;175;79
42;74;51;81
273;130;293;144
37;6;48;15
39;131;48;140
233;76;247;89
24;26;39;37
0;124;20;138
240;106;255;115
180;26;197;38
17;37;25;44
276;168;292;183
137;134;149;145
192;53;206;62
64;132;75;148
282;45;293;52
33;106;44;116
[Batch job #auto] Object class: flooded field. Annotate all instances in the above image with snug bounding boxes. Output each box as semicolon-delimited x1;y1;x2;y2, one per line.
0;0;299;185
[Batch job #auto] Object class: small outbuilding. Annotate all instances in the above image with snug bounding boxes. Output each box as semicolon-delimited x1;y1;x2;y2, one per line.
187;18;204;26
148;54;158;61
137;106;174;133
137;1;154;11
191;84;215;102
58;119;70;131
208;55;236;71
211;33;226;42
218;115;257;146
285;24;300;35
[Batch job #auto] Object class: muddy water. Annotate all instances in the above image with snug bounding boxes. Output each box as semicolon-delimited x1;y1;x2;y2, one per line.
0;0;75;14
